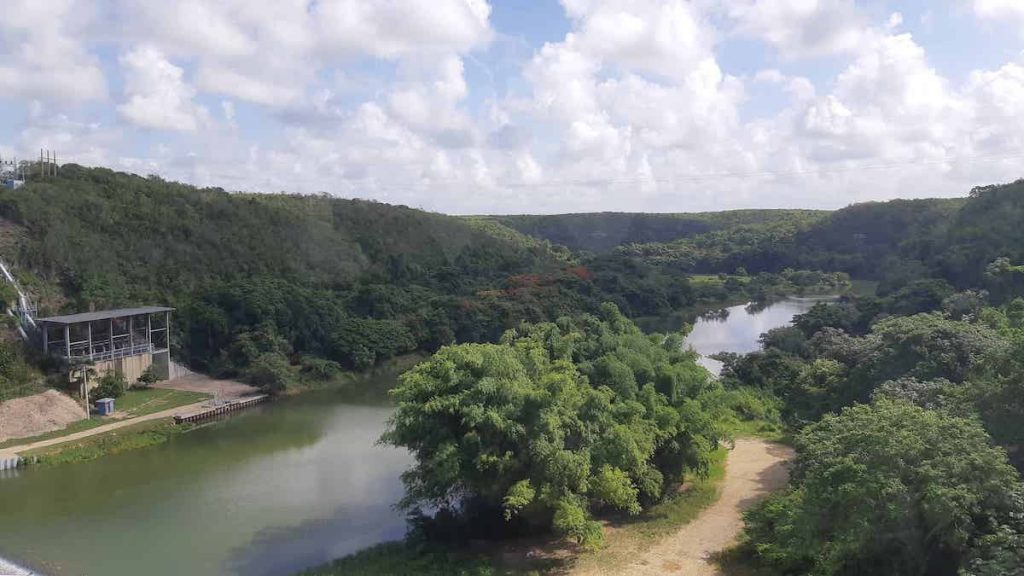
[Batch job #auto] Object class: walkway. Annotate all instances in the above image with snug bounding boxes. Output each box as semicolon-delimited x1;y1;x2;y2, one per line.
574;438;793;576
0;400;209;459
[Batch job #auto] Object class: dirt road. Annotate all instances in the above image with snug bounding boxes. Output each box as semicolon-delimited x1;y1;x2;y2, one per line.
576;438;793;576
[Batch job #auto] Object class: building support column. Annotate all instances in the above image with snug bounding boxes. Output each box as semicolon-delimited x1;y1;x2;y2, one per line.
87;322;92;361
109;319;114;358
65;325;70;359
43;325;48;355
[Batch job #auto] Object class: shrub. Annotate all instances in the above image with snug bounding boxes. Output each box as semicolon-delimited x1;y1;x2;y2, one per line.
92;372;127;399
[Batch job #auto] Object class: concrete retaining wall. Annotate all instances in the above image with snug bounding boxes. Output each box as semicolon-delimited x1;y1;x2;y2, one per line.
75;353;156;388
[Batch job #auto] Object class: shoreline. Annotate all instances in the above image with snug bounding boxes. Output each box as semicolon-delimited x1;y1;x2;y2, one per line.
0;554;38;575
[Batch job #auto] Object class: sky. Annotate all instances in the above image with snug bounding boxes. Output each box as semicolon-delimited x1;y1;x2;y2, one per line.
2;0;1024;215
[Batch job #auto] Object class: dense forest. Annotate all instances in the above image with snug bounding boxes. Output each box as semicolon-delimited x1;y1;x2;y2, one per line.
486;210;827;254
374;181;1024;575
0;165;831;396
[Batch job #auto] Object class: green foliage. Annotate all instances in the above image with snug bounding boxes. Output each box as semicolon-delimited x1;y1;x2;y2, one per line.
243;352;294;394
92;372;126;399
382;306;725;548
0;282;18;311
743;400;1024;576
490;210;827;254
136;366;159;387
0;340;43;401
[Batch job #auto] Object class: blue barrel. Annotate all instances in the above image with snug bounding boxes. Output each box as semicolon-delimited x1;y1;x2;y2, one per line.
96;398;115;416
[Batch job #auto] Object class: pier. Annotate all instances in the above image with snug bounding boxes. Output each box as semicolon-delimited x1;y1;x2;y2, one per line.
173;395;269;424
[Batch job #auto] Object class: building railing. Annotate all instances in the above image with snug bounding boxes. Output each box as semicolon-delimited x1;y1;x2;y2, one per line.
55;342;162;363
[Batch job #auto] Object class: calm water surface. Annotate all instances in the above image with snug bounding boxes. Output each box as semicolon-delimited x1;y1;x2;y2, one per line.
684;297;832;374
0;385;411;576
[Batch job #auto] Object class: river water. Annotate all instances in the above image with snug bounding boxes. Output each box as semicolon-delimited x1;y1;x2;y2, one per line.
683;297;831;374
0;384;412;576
0;298;823;576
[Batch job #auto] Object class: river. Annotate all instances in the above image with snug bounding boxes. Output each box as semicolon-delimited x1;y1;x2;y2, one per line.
684;297;831;374
0;298;824;576
0;381;412;576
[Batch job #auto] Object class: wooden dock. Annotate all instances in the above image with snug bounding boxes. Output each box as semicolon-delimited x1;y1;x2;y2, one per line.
174;395;269;424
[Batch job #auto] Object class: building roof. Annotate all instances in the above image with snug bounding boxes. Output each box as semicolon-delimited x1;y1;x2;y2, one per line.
37;306;174;325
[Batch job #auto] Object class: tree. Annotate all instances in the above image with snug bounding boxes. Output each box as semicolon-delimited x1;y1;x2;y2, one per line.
92;372;127;399
743;400;1023;576
382;308;723;549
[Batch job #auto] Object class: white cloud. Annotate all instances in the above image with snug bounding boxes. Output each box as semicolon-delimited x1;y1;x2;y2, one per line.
314;0;492;58
975;0;1024;19
8;0;1024;214
727;0;868;58
974;0;1024;35
118;46;208;131
0;0;106;103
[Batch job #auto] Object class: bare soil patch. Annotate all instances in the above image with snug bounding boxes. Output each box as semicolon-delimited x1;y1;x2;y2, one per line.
0;389;86;443
154;373;257;400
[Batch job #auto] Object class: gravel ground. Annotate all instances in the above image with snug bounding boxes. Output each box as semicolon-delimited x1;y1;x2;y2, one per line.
0;389;86;443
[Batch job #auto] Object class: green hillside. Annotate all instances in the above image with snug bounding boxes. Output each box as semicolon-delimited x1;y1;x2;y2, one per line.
484;209;828;253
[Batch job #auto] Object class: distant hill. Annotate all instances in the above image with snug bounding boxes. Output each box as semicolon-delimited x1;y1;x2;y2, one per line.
0;165;564;310
2;163;1022;393
482;210;829;253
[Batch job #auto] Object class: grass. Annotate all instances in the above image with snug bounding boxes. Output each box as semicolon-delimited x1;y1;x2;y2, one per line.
20;419;196;466
0;387;208;450
112;387;208;416
724;418;791;444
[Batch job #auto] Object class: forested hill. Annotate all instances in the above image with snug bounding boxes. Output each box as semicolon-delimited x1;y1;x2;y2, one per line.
485;210;827;253
0;165;597;384
0;164;561;307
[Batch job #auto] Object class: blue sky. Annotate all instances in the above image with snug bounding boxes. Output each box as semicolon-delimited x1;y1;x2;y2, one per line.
2;1;1024;214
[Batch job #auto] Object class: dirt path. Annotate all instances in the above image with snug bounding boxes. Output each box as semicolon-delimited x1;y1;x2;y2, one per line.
575;438;793;576
0;400;209;459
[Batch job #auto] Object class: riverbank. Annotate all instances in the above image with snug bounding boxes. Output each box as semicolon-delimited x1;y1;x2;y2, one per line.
0;555;35;575
302;437;793;576
0;356;424;469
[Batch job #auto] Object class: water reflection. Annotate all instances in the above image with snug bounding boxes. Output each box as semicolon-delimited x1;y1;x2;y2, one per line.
0;391;412;576
684;297;833;375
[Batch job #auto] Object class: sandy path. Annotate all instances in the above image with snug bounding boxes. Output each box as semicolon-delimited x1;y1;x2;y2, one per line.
576;438;793;576
0;400;209;459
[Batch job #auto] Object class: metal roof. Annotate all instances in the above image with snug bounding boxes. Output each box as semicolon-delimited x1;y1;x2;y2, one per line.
37;306;174;325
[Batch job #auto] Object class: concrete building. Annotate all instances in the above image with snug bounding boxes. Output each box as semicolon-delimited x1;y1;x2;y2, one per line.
38;306;173;386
